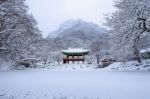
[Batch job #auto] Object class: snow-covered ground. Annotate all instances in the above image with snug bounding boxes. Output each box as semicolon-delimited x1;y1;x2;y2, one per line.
103;59;150;71
0;60;150;99
40;59;150;71
45;64;97;70
0;68;150;99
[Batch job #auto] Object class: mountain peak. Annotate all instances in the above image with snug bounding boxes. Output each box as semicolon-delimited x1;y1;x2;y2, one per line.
47;19;107;38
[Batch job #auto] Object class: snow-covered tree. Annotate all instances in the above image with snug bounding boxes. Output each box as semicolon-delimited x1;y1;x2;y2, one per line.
0;0;41;66
105;0;150;62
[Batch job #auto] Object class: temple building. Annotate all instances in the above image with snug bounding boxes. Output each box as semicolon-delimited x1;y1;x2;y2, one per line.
62;48;89;64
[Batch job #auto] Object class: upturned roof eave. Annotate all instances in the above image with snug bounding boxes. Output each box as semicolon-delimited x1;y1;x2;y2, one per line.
62;51;89;55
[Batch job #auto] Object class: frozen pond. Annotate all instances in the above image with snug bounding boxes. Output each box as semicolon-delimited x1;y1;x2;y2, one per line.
0;69;150;99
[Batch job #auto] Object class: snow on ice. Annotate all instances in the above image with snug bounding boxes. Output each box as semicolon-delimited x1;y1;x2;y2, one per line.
0;62;150;99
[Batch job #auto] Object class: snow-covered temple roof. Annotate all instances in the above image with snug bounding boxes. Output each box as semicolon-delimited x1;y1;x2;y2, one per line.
62;48;89;55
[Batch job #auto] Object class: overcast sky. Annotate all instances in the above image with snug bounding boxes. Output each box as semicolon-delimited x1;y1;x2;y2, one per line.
25;0;115;37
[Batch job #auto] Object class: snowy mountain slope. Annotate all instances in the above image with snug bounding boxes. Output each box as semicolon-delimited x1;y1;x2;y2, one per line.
46;19;109;49
47;19;107;39
47;20;80;38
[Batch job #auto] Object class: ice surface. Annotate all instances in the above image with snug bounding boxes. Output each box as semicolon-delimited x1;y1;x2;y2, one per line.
0;68;150;99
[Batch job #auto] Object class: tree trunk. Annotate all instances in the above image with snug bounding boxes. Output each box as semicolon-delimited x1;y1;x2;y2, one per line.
133;47;141;63
133;34;141;63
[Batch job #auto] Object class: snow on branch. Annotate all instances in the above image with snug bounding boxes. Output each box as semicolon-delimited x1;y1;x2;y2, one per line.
0;29;26;34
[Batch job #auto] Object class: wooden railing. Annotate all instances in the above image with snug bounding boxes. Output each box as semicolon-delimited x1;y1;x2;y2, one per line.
63;58;85;61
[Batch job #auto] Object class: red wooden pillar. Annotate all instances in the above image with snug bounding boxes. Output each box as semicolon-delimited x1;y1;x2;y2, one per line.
63;59;66;64
82;55;85;63
82;60;84;63
67;55;69;64
72;55;74;64
67;60;69;64
78;55;80;63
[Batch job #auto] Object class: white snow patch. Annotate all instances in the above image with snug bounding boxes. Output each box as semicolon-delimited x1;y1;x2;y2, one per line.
103;59;150;71
0;59;14;71
140;48;150;53
0;68;150;99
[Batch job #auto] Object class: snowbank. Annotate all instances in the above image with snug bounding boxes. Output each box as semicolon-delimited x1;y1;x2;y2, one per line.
0;58;14;71
103;59;150;71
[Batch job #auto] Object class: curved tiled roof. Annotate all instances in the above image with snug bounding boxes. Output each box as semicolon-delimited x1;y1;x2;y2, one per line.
62;48;89;55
